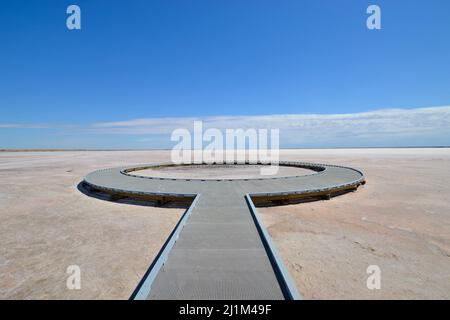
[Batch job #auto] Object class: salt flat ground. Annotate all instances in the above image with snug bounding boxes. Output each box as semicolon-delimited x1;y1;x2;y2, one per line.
0;149;449;299
0;151;184;299
134;164;312;179
259;148;450;299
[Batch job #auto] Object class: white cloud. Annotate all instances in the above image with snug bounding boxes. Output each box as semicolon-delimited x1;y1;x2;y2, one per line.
88;106;450;147
0;124;50;129
2;106;450;148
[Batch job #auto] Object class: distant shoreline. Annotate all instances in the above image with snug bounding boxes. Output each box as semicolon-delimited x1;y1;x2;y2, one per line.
1;146;449;152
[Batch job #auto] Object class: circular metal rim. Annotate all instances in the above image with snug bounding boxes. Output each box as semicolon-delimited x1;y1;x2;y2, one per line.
120;161;328;182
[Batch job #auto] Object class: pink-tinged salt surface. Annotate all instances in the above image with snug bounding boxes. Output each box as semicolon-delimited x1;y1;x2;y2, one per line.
0;149;449;299
259;148;450;299
134;164;312;180
0;151;183;299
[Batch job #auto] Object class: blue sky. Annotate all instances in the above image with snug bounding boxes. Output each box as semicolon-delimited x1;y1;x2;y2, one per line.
1;0;450;148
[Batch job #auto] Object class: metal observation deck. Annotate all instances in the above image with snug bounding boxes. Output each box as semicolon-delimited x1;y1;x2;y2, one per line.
82;161;365;300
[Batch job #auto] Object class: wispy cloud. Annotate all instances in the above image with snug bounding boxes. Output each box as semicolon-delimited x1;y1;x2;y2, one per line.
2;106;450;148
0;123;50;129
88;106;450;147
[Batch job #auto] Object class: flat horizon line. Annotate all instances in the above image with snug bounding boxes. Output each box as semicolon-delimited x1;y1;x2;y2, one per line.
1;146;449;152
